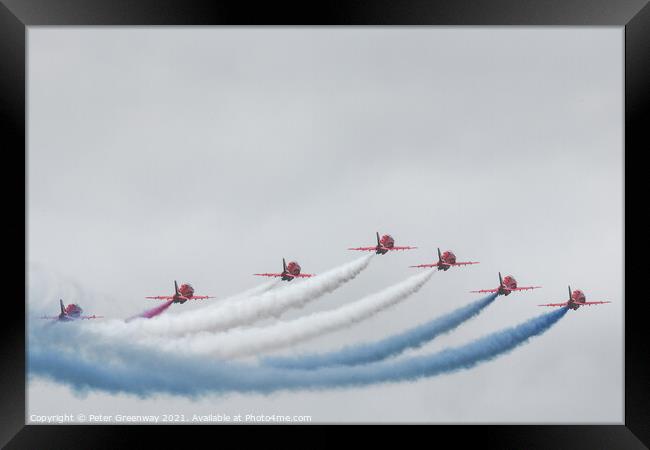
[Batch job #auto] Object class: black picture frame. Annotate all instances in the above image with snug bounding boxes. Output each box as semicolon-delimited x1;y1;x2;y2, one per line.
2;0;646;447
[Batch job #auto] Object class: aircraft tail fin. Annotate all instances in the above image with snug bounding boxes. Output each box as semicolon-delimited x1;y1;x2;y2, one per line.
59;299;65;315
568;285;572;300
499;272;503;286
283;258;287;272
437;247;442;261
376;232;381;246
174;280;180;296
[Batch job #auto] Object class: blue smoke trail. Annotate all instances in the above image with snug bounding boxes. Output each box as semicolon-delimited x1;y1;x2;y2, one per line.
263;293;498;370
28;307;568;396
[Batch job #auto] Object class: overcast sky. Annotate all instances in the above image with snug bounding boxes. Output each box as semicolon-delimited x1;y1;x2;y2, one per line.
27;27;623;423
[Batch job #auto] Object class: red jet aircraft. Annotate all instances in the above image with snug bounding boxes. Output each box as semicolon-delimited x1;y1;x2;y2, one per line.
254;258;314;282
539;286;611;310
40;299;103;322
410;248;480;271
145;281;215;304
470;272;542;296
349;232;417;255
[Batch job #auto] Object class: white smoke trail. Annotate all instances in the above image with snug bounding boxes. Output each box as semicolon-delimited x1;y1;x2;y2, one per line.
121;255;373;337
149;269;434;358
216;279;281;305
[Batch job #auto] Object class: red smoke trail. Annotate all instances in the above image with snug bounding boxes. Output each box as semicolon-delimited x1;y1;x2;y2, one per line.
126;300;174;322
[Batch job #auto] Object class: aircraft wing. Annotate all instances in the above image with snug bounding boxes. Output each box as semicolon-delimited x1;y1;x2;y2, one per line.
450;261;480;266
254;273;285;278
294;274;314;278
538;302;569;307
575;301;611;306
81;315;104;319
410;262;440;268
512;286;542;291
388;246;417;251
348;246;377;251
145;296;175;300
470;288;499;294
188;295;214;300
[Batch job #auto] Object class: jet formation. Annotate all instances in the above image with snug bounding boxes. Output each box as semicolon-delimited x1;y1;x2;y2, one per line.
41;230;610;322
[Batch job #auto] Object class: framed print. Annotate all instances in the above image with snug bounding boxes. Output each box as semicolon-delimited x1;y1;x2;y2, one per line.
1;0;647;447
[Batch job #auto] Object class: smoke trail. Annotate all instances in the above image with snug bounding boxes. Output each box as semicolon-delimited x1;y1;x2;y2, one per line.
218;280;280;305
123;255;373;337
263;292;498;370
150;269;435;358
125;300;174;322
28;307;567;396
